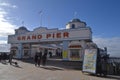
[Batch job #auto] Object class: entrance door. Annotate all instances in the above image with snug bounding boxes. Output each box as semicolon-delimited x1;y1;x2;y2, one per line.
11;50;17;56
23;49;30;58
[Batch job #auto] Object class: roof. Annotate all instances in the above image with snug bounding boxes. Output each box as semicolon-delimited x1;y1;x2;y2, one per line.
67;18;86;25
19;26;28;30
71;18;81;22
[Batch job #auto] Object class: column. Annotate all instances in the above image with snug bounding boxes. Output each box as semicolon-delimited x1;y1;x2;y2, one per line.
29;44;32;58
18;43;23;59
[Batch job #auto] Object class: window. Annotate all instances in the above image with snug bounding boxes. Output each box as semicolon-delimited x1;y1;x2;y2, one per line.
70;49;80;58
11;50;17;56
71;24;75;29
24;50;29;56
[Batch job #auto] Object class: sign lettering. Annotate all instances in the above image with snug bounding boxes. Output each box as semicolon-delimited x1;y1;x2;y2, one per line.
17;32;69;41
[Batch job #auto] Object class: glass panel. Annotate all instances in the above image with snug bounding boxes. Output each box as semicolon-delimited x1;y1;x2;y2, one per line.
70;49;80;60
11;50;17;56
71;24;75;29
24;50;29;56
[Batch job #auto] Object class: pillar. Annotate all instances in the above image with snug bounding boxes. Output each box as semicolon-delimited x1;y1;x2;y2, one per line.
18;43;23;59
29;44;32;58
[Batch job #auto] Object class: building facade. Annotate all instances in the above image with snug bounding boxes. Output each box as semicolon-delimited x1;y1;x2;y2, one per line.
8;18;98;61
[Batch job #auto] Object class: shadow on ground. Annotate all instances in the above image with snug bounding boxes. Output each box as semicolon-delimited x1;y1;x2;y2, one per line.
39;66;64;71
0;60;22;68
84;73;120;80
16;58;82;70
11;62;22;68
15;58;120;80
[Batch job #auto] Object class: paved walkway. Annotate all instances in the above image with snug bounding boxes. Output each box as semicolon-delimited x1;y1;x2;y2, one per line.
0;59;120;80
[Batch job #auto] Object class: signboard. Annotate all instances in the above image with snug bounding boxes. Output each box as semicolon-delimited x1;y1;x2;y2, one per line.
63;50;68;60
8;28;91;43
82;49;97;74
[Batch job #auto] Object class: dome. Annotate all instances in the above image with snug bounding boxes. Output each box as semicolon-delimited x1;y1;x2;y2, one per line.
19;26;27;30
66;18;86;29
67;18;81;24
71;18;81;22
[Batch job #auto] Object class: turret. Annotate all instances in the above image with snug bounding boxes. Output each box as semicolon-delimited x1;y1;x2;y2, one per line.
15;26;29;35
66;18;86;29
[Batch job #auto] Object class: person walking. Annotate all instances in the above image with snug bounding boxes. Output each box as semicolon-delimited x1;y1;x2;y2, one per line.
9;53;13;65
42;49;47;66
0;53;1;62
34;52;38;66
37;51;42;67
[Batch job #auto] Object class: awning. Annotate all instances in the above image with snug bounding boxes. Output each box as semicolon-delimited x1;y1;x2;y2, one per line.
69;45;81;48
23;46;30;49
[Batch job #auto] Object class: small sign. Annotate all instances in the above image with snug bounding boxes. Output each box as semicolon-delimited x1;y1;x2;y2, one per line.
63;50;68;59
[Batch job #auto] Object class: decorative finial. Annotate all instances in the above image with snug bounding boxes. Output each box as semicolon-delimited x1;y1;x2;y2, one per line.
38;10;43;27
74;11;77;18
22;21;24;26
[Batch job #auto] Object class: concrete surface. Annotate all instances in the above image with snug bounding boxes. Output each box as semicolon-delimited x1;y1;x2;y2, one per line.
0;59;120;80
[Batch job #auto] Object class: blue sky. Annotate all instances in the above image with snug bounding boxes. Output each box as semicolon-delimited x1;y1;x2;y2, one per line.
0;0;120;57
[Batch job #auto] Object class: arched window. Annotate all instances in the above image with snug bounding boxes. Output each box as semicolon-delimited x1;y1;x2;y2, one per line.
71;24;75;29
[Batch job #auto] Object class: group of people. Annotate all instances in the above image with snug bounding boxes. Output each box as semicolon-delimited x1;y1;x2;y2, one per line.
96;48;108;76
34;50;47;67
0;52;13;65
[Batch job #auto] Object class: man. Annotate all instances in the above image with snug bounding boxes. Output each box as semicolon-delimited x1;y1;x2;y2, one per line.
37;51;42;67
34;52;38;66
42;49;47;66
9;53;13;65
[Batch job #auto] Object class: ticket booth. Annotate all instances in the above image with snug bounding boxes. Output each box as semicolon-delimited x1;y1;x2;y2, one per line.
68;41;84;61
22;44;30;58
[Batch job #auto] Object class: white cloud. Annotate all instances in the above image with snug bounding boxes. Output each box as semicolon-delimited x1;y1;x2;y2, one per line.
0;4;17;44
0;44;10;52
0;2;17;8
0;1;17;52
0;9;16;37
93;37;120;57
0;40;7;44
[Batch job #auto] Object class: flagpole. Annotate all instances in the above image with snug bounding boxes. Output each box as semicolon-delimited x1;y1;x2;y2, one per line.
40;13;42;27
22;21;24;26
39;10;43;27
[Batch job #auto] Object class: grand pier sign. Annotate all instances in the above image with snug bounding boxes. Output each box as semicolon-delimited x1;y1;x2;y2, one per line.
17;32;69;41
8;27;92;43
